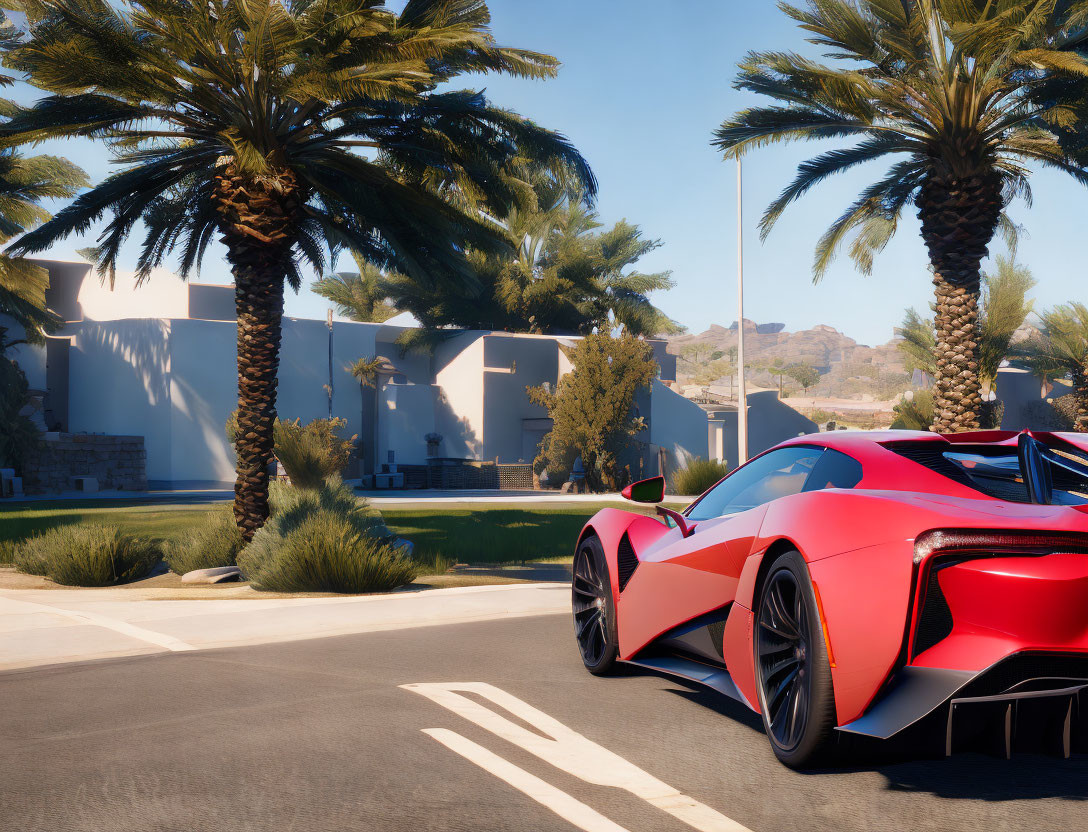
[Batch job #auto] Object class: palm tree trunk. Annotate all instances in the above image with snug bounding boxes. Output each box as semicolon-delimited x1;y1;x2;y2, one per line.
917;172;1003;433
212;165;303;540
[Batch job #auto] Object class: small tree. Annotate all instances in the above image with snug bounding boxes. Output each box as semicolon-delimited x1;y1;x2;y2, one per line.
787;363;820;395
759;358;793;398
528;334;657;492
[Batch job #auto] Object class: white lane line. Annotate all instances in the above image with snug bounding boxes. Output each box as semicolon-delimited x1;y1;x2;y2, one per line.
0;596;195;652
403;682;752;832
424;729;631;832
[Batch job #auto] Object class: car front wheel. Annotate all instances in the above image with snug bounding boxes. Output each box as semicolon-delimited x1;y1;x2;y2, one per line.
571;535;618;675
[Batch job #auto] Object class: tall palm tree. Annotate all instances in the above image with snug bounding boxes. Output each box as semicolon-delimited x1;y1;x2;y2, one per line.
0;0;594;538
714;0;1088;433
1016;303;1088;431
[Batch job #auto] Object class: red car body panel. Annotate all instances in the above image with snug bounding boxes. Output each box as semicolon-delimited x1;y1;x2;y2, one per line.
577;430;1088;737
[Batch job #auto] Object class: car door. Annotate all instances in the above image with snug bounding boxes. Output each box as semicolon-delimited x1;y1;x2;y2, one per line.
618;447;825;657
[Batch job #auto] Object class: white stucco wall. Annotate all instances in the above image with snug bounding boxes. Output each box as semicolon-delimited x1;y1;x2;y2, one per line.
166;320;237;483
77;268;191;321
68;319;175;480
434;334;485;459
377;382;437;467
649;379;710;474
481;335;558;463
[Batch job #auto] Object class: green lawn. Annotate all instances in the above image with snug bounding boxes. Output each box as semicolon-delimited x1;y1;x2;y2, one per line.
0;498;680;566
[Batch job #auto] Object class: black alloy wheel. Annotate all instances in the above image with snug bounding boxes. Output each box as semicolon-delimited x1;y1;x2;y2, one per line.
755;550;836;767
757;568;812;749
572;537;617;674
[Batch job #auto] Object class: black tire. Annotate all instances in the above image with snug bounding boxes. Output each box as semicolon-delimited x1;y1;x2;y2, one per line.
754;550;837;768
571;535;619;675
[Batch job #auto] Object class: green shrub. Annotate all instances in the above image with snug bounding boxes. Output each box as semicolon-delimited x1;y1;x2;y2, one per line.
267;477;387;535
239;510;417;593
890;391;934;431
14;524;161;586
239;477;415;593
164;507;245;575
672;458;730;497
226;412;357;489
273;417;356;489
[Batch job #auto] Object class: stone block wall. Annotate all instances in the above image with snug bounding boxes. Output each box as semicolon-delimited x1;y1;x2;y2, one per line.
22;433;148;494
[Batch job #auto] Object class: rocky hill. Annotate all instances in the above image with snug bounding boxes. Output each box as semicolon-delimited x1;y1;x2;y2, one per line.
668;320;911;400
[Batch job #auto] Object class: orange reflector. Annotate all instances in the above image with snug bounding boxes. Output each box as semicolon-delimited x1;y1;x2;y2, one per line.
811;581;836;668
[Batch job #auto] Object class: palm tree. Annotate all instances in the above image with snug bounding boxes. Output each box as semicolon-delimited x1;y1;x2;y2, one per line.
713;0;1088;433
1016;303;1088;431
313;256;399;324
0;0;594;539
898;256;1036;387
0;16;85;341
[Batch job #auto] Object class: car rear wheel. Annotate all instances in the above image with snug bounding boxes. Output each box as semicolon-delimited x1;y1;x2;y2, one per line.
754;550;837;768
572;535;618;675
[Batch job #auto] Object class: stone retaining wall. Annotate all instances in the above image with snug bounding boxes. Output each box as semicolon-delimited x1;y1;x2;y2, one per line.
22;433;148;494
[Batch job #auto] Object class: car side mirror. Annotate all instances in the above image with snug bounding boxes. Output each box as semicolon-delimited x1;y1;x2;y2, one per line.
621;476;665;504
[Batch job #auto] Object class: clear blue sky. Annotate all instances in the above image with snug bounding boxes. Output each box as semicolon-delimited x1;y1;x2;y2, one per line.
12;1;1086;346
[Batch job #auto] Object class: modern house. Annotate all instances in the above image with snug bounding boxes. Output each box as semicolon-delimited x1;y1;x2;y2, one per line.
3;259;711;491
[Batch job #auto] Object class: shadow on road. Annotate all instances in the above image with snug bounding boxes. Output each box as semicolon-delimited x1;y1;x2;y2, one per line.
859;752;1088;802
636;670;1088;802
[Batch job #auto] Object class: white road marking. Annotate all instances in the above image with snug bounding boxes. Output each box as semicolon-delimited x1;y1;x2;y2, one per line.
403;682;752;832
424;729;632;832
0;596;195;652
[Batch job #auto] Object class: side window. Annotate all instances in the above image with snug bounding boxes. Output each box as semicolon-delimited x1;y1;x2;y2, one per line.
803;449;863;492
687;447;824;521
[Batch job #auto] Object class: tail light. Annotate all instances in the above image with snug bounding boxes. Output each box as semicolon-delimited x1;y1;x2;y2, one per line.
908;530;1088;661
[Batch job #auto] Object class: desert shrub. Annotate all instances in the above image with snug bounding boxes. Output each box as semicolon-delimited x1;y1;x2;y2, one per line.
890;391;934;431
273;417;356;488
672;458;730;497
266;477;387;535
239;509;417;593
14;524;161;586
164;507;245;575
226;412;356;489
0;538;17;565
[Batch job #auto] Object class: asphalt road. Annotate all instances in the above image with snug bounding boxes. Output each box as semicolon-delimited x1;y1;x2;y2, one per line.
2;609;1086;832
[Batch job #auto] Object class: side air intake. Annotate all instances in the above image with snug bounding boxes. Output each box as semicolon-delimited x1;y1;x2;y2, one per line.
617;532;639;591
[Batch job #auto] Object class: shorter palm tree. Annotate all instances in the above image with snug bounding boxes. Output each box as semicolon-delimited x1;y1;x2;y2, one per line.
1016;304;1088;432
0;17;86;338
313;257;399;324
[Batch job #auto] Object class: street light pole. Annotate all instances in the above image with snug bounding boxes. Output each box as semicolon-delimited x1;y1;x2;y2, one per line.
736;156;749;466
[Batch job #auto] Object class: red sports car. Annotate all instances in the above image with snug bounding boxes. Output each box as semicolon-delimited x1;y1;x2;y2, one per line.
571;430;1088;768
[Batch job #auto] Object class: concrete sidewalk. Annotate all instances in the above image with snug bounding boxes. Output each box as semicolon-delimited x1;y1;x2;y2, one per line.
0;583;570;672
